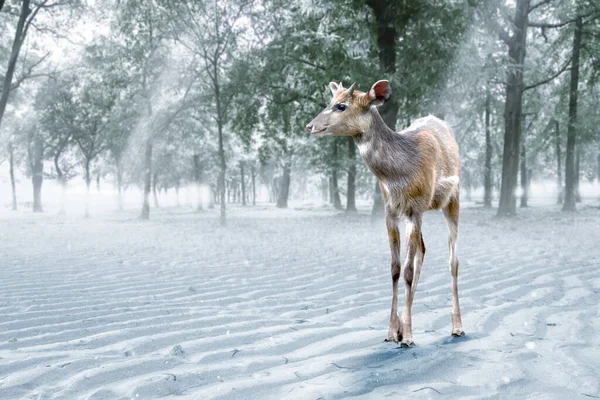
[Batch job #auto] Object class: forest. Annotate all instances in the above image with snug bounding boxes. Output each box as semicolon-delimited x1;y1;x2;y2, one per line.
1;0;599;222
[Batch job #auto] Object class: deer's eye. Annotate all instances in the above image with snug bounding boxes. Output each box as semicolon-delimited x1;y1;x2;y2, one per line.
334;104;347;112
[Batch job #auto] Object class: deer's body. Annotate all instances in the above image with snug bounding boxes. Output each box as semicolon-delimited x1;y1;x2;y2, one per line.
355;113;460;217
307;81;464;347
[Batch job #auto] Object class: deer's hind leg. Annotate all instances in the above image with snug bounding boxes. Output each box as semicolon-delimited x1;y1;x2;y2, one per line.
443;196;465;337
384;213;402;342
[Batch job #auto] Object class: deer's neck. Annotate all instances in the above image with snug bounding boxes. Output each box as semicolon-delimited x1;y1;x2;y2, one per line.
353;108;419;186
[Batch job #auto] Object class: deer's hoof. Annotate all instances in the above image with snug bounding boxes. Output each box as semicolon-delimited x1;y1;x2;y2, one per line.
385;319;402;343
451;329;465;337
399;340;415;348
385;330;402;343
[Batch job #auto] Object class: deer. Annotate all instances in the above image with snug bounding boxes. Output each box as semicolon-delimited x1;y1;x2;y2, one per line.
306;80;464;347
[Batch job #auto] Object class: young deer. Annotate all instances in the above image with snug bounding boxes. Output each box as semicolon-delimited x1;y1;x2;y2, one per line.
306;80;464;347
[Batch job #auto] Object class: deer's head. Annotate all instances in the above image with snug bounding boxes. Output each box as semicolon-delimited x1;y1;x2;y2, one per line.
306;80;391;137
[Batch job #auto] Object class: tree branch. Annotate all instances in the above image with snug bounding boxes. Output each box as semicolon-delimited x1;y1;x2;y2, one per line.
528;20;574;28
524;55;573;91
8;53;50;92
22;1;47;40
285;55;327;71
529;8;600;28
528;0;552;14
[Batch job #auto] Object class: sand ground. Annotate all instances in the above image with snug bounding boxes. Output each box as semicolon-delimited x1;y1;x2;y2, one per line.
1;203;599;399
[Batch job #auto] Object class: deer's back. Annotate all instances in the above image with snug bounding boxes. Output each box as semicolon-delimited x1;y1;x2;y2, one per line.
397;116;460;212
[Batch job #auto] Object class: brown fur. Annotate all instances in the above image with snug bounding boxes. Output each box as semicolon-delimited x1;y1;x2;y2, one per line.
307;81;465;346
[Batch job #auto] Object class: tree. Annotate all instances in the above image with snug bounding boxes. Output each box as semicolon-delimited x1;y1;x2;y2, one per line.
115;0;170;219
0;0;72;132
563;16;584;210
0;0;34;128
495;0;599;215
38;75;76;213
496;0;530;216
164;0;252;225
484;86;493;207
73;79;115;217
25;124;44;212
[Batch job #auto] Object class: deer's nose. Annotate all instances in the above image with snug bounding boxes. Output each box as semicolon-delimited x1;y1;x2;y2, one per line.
305;124;313;133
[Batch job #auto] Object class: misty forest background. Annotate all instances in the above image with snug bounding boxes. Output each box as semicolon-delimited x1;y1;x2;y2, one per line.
1;0;600;224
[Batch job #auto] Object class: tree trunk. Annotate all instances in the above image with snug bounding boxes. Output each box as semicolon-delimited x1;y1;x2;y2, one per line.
330;139;343;210
276;110;293;209
277;156;291;208
463;169;472;201
240;162;246;206
527;168;532;201
251;167;256;206
575;147;581;202
193;153;203;211
555;120;563;204
9;143;17;211
32;136;43;213
140;139;152;219
484;86;492;208
497;0;529;217
346;136;357;213
321;176;328;203
366;0;399;219
214;65;227;224
116;155;124;210
520;128;528;208
54;151;66;214
270;179;277;203
209;183;216;208
84;159;91;218
563;16;582;212
0;0;30;130
371;180;384;221
152;172;159;208
597;153;600;186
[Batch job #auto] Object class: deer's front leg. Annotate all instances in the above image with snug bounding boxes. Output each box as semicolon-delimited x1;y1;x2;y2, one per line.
400;215;423;347
384;214;402;343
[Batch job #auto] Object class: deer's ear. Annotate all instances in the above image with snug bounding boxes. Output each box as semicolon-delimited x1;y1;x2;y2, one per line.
367;80;391;106
329;81;341;95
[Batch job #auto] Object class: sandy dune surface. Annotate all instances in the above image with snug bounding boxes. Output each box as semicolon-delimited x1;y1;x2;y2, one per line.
0;204;599;399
